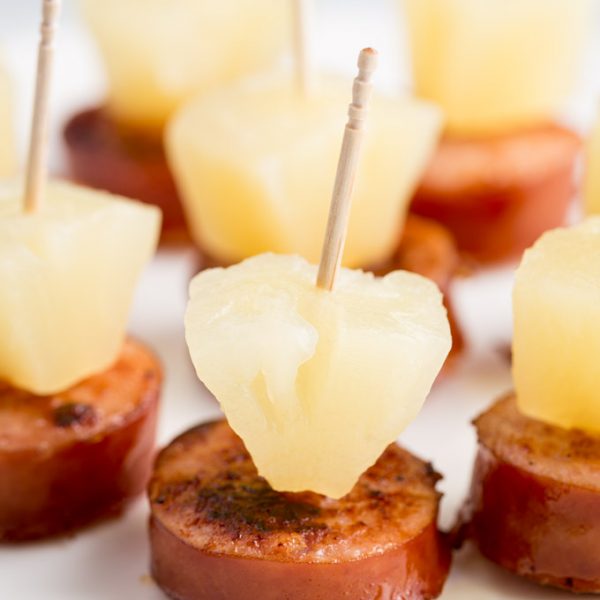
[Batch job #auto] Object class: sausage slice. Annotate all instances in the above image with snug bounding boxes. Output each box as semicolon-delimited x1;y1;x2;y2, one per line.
149;420;451;600
411;124;581;263
460;395;600;593
0;338;162;541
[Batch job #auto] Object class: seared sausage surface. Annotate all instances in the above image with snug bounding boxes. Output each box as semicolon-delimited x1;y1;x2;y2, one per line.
149;420;450;600
0;338;162;541
461;395;600;593
411;124;581;263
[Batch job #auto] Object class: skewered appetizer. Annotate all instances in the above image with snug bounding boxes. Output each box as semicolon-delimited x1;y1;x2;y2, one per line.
167;73;463;366
150;260;452;599
585;104;600;215
149;49;453;600
0;182;162;540
64;0;287;241
0;59;17;179
460;219;600;592
403;0;589;263
168;74;441;269
0;1;162;541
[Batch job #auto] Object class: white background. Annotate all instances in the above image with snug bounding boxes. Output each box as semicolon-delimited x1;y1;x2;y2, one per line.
1;1;600;598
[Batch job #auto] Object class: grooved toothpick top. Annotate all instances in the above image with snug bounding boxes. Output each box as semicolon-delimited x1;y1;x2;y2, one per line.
316;48;379;291
24;0;61;214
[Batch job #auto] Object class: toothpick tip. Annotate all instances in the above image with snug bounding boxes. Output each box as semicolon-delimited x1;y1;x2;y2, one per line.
358;48;378;71
42;0;61;20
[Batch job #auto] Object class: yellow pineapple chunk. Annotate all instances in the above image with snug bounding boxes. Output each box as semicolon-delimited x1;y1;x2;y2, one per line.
167;75;442;268
185;254;451;497
0;61;16;178
402;0;592;135
80;0;288;130
0;180;160;394
585;108;600;215
513;219;600;433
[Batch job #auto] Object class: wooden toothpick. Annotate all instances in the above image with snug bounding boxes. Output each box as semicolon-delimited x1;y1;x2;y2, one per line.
24;0;61;214
292;0;313;97
316;48;378;291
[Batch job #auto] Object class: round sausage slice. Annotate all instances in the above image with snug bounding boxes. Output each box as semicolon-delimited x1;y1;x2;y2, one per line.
149;420;451;600
411;124;581;264
64;107;188;243
0;338;162;541
460;395;600;593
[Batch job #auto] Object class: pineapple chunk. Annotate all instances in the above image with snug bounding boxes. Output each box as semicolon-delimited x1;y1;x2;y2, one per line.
402;0;592;135
185;253;451;498
513;219;600;433
167;75;442;268
585;109;600;215
80;0;288;130
0;180;160;394
0;61;16;178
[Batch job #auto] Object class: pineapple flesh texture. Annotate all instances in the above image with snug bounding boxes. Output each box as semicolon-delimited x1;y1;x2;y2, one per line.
513;219;600;433
585;110;600;215
80;0;288;131
0;181;160;394
403;0;592;135
0;62;16;178
185;254;451;498
167;75;442;269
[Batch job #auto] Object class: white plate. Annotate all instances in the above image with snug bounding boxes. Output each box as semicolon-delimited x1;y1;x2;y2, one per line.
1;1;599;598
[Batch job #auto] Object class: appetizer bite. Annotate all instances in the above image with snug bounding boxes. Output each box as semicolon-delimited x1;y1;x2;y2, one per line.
0;58;16;178
168;76;441;269
64;0;287;240
403;0;589;263
460;220;600;592
167;6;463;366
0;1;162;541
149;50;452;600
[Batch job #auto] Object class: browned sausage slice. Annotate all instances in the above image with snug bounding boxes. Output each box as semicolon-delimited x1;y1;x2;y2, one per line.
149;420;451;600
411;124;581;264
460;395;600;593
0;338;162;541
